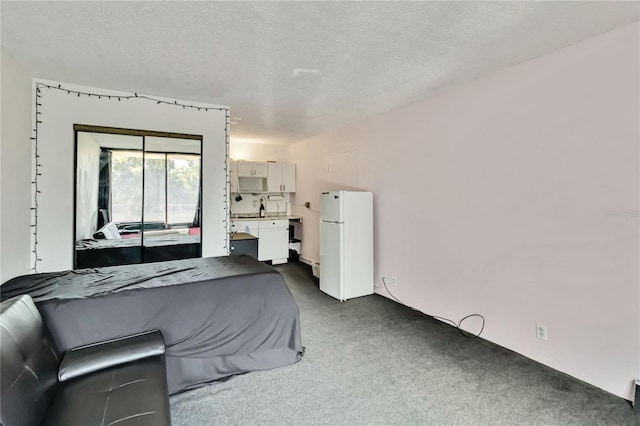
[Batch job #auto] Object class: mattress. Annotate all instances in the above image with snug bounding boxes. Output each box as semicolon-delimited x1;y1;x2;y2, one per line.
1;255;303;394
75;235;201;268
75;234;201;250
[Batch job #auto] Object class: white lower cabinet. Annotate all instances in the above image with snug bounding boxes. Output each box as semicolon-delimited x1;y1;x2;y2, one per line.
232;219;288;264
258;220;288;264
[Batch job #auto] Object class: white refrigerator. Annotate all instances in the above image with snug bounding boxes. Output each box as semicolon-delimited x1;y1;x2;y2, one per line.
319;191;373;301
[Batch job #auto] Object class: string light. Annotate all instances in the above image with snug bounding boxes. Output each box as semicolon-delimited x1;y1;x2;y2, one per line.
31;86;42;271
31;82;231;271
224;108;231;252
32;82;226;112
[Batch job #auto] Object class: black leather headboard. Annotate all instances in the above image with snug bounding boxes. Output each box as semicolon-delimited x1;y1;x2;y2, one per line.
0;295;59;426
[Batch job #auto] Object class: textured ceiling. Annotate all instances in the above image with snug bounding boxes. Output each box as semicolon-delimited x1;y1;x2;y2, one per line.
2;1;638;144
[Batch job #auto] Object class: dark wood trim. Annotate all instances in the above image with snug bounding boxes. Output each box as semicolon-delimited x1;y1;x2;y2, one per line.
73;124;202;141
164;153;168;229
198;143;203;257
73;125;204;268
73;128;78;269
141;135;146;263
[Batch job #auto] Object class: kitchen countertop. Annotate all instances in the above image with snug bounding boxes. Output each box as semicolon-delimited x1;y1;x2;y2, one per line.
230;232;258;240
231;216;301;221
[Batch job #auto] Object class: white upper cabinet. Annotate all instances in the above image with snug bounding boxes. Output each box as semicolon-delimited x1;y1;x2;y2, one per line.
232;161;295;193
267;162;296;193
282;163;296;192
267;163;282;192
237;161;252;177
237;161;268;178
253;162;268;177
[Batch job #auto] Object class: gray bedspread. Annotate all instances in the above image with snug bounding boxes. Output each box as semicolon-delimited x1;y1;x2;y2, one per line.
75;234;201;250
1;255;303;394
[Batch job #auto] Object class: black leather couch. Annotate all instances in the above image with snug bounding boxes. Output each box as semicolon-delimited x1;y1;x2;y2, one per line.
0;294;172;426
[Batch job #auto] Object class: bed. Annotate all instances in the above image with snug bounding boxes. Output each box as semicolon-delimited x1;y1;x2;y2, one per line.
0;255;303;395
75;234;202;268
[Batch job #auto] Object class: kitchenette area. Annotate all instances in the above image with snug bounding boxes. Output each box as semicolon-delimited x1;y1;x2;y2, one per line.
229;160;301;265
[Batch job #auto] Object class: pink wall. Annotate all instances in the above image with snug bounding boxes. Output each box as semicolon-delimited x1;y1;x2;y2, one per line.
290;22;639;400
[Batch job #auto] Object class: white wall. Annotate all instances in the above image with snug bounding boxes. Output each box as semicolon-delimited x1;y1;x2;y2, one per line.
290;22;639;400
1;50;33;282
230;140;290;162
75;133;101;239
230;193;290;217
228;140;292;216
32;80;228;272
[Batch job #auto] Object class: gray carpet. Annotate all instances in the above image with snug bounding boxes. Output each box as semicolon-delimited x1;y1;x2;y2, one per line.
170;262;639;425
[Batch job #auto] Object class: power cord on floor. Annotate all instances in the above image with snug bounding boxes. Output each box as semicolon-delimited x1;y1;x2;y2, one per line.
382;277;485;339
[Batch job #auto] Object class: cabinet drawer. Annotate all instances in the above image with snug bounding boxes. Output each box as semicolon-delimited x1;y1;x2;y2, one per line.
259;219;287;230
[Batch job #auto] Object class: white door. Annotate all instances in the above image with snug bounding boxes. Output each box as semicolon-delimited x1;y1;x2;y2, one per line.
320;221;343;300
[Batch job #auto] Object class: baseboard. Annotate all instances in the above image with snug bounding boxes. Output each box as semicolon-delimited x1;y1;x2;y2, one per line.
299;256;315;266
297;257;320;284
299;257;320;278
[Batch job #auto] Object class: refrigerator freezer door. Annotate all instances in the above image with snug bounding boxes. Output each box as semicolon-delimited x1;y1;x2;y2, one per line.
319;221;343;300
320;191;343;223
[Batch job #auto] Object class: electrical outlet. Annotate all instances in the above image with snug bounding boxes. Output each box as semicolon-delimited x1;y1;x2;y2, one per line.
381;276;398;287
536;324;548;341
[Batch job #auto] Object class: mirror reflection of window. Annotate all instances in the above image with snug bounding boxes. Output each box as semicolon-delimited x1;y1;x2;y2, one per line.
111;150;143;224
143;152;166;225
167;154;201;225
74;127;202;269
142;137;202;247
109;152;201;229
